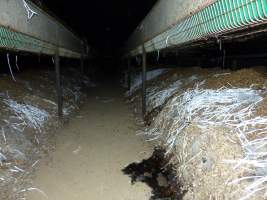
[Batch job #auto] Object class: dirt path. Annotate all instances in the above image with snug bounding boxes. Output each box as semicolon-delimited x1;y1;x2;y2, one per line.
27;84;152;200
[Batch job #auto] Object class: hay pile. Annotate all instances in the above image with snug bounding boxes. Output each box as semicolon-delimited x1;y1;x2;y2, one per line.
128;67;267;199
0;68;92;199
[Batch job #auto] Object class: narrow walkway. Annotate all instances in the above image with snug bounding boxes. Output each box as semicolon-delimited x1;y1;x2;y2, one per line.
28;84;152;200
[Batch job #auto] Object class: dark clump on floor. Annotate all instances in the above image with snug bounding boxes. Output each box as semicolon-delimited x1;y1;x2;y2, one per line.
122;148;185;200
144;108;161;126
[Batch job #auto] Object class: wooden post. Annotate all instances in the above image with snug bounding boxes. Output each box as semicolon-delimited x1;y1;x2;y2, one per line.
142;45;147;116
127;58;131;91
55;52;63;117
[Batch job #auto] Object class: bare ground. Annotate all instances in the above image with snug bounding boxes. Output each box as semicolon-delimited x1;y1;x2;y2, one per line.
27;84;153;200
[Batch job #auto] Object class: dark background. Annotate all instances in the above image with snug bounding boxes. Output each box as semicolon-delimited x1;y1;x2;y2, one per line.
40;0;157;53
30;0;156;80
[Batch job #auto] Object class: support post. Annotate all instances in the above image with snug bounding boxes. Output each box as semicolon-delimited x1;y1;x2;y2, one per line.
222;50;226;69
80;55;85;87
231;59;238;70
217;55;221;68
176;54;180;67
55;52;63;117
127;58;131;91
142;45;147;116
197;57;202;67
80;55;84;75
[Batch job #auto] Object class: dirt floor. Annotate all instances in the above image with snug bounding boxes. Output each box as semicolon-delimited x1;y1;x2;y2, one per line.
27;84;153;200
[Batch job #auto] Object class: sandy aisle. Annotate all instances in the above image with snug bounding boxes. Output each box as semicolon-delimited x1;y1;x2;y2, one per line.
27;84;152;200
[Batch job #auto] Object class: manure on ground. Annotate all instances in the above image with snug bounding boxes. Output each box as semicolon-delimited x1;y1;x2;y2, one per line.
122;148;186;200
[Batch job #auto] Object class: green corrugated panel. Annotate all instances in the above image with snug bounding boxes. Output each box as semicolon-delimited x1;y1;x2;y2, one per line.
0;26;55;55
0;25;81;58
136;0;267;56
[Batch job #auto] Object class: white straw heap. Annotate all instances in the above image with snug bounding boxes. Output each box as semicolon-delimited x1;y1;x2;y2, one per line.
146;85;267;199
3;99;49;132
147;80;182;112
127;68;169;95
147;75;199;112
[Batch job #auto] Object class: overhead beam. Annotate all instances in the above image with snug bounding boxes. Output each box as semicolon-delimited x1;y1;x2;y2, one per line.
126;0;214;56
127;0;213;51
126;0;267;57
0;0;86;58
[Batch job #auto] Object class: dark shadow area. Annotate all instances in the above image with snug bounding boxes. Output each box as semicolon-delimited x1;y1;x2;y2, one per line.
122;148;186;200
89;54;121;83
43;0;157;53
